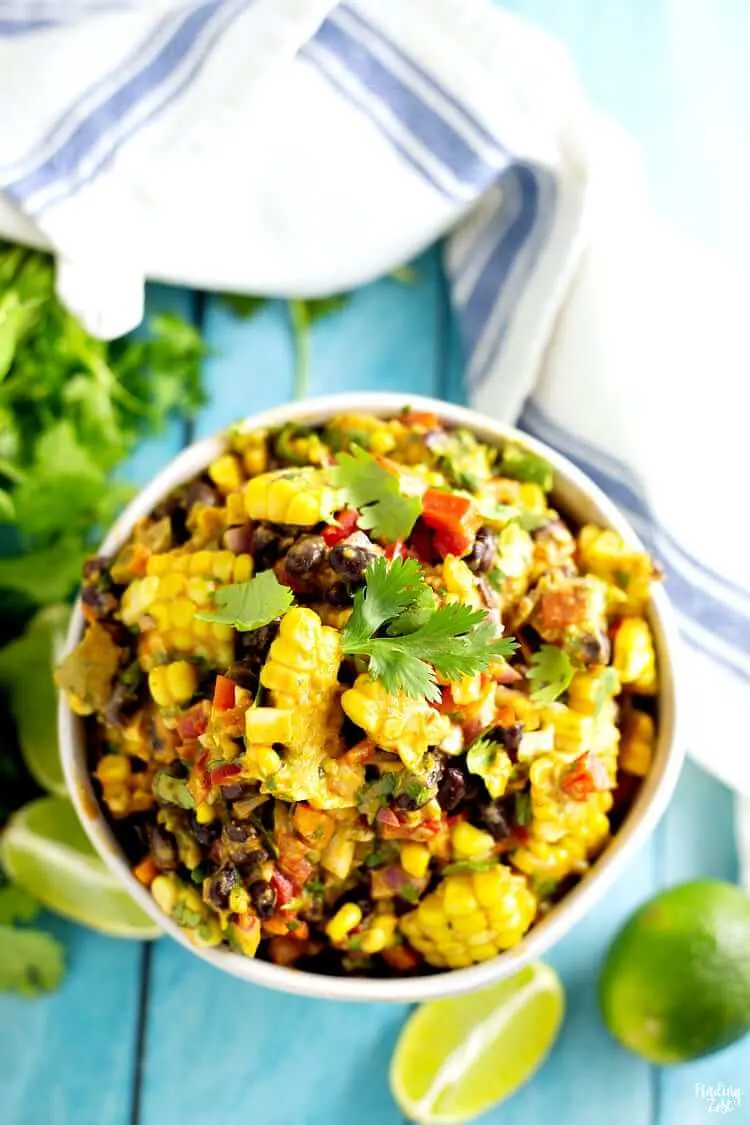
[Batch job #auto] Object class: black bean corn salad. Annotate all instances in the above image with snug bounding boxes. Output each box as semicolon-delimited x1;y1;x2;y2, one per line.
56;410;661;975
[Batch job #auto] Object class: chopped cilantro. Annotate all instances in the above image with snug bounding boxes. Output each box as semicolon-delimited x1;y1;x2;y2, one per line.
499;445;554;490
196;569;293;632
331;445;421;541
514;791;533;827
526;644;575;704
153;772;195;810
443;859;497;875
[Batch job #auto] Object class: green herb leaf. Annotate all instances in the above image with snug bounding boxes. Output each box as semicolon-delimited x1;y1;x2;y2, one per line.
342;559;517;702
531;877;559;899
0;924;65;996
526;644;575;704
221;293;270;319
443;859;497;875
514;791;533;827
400;883;420;903
153;772;195;810
196;569;294;632
466;736;500;778
332;445;421;542
499;445;554;490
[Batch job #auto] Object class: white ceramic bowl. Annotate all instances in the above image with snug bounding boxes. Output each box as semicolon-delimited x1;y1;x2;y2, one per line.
59;392;684;1002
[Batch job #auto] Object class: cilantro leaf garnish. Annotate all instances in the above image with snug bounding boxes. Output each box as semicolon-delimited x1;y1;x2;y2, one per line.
526;644;575;703
331;445;421;541
196;569;293;632
341;558;517;702
0;924;65;997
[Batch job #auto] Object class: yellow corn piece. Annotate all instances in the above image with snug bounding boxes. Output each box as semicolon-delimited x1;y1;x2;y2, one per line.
619;708;656;776
244;467;339;525
245;708;293;745
148;660;198;707
511;834;589;881
400;842;431;880
442;556;480;605
326;903;363;945
341;675;451;770
578;525;657;613
122;548;252;670
94;753;154;818
399;866;536;968
567;666;621;715
451;821;495;861
208;453;244;494
613;617;657;693
539;703;595;761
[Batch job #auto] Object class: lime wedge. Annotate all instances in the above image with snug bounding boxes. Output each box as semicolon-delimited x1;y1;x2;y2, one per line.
390;963;564;1124
0;605;70;796
1;796;160;939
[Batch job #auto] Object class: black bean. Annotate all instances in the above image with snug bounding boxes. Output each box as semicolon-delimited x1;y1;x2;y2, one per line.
329;543;372;583
238;621;278;658
475;799;513;840
148;825;178;870
326;580;351;607
487;722;524;758
577;631;611;666
249;879;277;919
466;526;497;574
250;524;284;568
436;766;466;812
223;523;255;555
226;824;249;842
207;866;241;911
186;478;220;509
191;815;219;848
82;555;112;584
393;793;420;812
103;682;141;728
220;781;254;801
285;535;326;576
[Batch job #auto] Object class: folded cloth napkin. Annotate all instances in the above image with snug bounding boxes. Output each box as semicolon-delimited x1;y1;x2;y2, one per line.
0;1;748;880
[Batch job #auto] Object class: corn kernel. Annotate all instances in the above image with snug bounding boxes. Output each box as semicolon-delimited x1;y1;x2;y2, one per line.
468;943;498;962
400;842;430;880
160;572;186;599
194;801;215;825
170;597;194;628
451;821;495;860
232;554;253;583
326;903;363;944
358;927;389;954
96;754;131;783
165;660;197;704
189;551;213;576
620;709;655;777
245;707;292;745
151;874;178;914
442;555;477;601
208;454;243;494
442;876;478;916
614;617;657;693
257;746;282;777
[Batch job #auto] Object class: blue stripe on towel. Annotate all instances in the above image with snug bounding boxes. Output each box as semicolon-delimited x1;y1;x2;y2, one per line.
305;15;510;200
337;3;504;152
4;1;240;212
0;19;53;33
518;400;750;678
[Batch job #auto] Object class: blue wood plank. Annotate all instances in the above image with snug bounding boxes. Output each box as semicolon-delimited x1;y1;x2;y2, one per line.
138;252;442;1125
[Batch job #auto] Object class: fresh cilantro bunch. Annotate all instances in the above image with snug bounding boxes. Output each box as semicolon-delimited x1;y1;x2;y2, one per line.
0;242;206;603
341;557;517;701
331;445;421;541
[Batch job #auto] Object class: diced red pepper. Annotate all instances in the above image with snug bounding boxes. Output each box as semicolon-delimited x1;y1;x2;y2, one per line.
322;507;360;546
208;761;242;786
176;702;209;742
384;540;407;561
421;489;475;558
561;757;598;801
212;674;236;712
409;520;437;564
270;869;298;907
404;410;440;429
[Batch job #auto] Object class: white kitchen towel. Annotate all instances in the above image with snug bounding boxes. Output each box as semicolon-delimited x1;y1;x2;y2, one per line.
0;1;748;879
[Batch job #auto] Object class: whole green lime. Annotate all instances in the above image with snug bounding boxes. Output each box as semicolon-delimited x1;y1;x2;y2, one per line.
599;880;750;1064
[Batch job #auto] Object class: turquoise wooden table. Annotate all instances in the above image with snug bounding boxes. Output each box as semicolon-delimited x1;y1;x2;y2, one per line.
1;3;749;1123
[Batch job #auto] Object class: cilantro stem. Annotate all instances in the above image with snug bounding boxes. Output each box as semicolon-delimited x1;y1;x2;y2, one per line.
288;299;310;402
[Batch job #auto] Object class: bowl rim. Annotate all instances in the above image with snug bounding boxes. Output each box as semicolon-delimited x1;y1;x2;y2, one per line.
58;391;685;1003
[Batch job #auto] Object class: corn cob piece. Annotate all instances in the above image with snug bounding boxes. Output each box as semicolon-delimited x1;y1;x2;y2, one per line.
400;865;536;968
244;467;341;525
511;833;589;882
120;548;252;670
341;675;451;770
245;608;347;807
619;708;656;776
613;617;657;694
578;525;657;613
